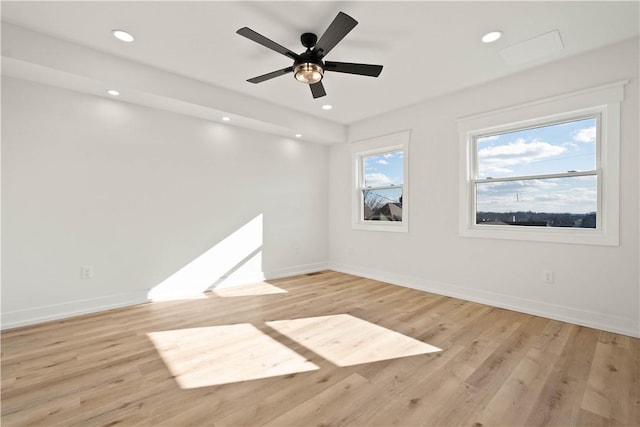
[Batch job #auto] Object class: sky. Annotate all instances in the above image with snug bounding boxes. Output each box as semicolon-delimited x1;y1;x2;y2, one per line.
475;117;597;214
361;117;597;214
363;150;403;205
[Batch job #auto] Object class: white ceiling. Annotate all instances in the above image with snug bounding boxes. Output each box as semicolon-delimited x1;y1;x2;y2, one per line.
2;1;638;138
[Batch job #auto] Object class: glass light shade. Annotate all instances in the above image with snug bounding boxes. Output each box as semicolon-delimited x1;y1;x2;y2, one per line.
294;63;323;84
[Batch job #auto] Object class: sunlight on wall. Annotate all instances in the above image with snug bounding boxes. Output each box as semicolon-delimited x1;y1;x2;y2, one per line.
266;314;441;367
214;248;263;289
147;324;318;388
148;214;264;301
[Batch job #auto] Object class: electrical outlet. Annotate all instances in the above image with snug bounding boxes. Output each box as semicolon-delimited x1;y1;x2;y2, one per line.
543;270;554;284
81;265;93;280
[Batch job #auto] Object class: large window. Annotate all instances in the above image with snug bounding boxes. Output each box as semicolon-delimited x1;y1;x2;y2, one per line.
474;116;598;228
458;81;625;245
351;131;410;232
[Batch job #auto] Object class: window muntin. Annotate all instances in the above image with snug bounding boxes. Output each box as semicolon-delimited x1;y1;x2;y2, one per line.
361;150;403;221
472;116;599;229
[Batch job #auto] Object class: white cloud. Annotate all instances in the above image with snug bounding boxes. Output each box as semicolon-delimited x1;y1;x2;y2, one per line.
478;138;565;176
478;138;563;158
476;176;597;213
383;153;395;159
377;159;389;165
365;173;392;186
572;126;596;143
562;141;579;150
477;135;500;143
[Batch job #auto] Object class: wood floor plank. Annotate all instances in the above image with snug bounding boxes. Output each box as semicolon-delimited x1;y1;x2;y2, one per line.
430;315;552;426
262;373;370;426
581;334;637;425
472;320;574;427
525;326;601;426
2;271;638;427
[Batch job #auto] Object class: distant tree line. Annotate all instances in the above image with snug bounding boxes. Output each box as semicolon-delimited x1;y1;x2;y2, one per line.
476;211;596;228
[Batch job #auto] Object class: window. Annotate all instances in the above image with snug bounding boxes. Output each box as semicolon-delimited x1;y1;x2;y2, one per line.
362;150;404;221
475;116;598;228
458;81;625;245
351;131;410;232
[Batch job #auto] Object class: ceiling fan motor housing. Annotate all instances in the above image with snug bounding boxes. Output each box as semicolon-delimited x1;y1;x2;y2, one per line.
300;32;318;49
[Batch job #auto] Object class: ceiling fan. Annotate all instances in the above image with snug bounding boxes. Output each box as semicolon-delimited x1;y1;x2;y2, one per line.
236;11;383;99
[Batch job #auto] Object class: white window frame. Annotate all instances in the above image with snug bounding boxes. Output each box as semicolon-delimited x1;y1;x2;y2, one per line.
458;81;625;246
351;130;410;232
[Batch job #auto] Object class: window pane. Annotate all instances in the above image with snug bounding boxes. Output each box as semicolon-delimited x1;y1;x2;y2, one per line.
476;175;597;228
364;150;403;187
476;117;596;179
363;188;403;221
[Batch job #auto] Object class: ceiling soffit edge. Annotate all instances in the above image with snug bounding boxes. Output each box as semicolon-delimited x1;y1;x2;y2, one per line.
1;23;347;145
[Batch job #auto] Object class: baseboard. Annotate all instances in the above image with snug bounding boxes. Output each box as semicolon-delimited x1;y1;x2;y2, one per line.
9;261;633;337
1;262;330;330
1;291;149;330
329;261;640;338
264;262;330;280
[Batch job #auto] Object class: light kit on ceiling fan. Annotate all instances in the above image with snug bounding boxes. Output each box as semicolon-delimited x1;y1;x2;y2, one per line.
294;62;323;84
293;32;324;84
236;11;383;99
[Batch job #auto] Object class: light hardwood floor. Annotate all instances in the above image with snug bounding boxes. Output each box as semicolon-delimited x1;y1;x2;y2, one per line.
2;271;638;426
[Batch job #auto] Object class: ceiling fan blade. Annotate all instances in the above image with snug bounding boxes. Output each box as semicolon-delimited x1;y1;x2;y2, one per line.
247;67;294;84
237;27;299;60
312;12;358;58
324;61;383;77
310;81;326;98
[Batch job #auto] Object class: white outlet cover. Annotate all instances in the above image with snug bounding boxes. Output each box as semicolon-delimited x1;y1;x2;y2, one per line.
81;265;93;279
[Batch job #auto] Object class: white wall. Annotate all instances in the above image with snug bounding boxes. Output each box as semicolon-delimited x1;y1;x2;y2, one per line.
2;77;329;327
329;38;640;337
3;38;638;337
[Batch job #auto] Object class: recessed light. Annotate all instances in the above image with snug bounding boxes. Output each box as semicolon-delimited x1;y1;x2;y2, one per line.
482;31;502;43
321;104;333;110
295;133;302;138
222;116;231;122
107;90;120;96
112;30;135;43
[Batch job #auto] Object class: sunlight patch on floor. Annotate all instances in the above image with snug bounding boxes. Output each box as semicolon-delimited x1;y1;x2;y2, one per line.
213;281;287;297
147;324;318;388
266;314;441;367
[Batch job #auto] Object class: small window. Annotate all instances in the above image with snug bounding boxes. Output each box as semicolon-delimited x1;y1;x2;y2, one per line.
458;80;625;245
351;131;410;232
361;150;404;221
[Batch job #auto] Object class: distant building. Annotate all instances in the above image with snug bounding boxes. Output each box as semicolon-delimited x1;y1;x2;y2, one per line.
374;202;402;221
363;205;374;220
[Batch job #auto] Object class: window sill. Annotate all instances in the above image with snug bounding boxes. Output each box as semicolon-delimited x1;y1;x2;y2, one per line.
460;224;618;246
353;221;408;233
